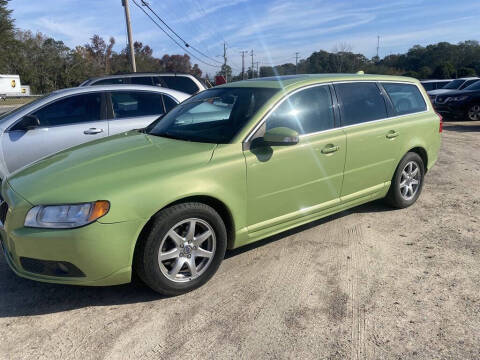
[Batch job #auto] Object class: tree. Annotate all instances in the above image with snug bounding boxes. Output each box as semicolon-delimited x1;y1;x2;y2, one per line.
216;64;232;81
190;64;202;78
0;0;17;72
432;63;456;79
457;67;476;77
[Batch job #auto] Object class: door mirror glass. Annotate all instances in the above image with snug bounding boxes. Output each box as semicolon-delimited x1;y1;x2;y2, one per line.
17;114;40;131
263;127;299;145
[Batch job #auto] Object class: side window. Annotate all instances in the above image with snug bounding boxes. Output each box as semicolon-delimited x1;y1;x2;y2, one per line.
31;93;102;126
130;76;154;86
110;91;164;119
421;83;435;91
160;76;199;94
335;82;387;126
459;79;478;90
162;95;178;112
382;83;427;115
92;78;128;85
153;76;167;87
266;86;334;135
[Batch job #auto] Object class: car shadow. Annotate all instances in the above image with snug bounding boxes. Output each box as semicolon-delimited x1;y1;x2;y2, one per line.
0;200;393;318
443;122;480;132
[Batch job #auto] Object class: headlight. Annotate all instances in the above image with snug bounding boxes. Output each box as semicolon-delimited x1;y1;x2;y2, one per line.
447;95;469;102
24;201;110;229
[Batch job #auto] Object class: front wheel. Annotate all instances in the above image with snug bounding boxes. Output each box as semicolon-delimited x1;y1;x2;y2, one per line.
134;203;227;295
386;152;425;208
467;104;480;121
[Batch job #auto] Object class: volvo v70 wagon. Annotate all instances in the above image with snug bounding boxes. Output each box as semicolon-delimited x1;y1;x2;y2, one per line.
0;74;442;295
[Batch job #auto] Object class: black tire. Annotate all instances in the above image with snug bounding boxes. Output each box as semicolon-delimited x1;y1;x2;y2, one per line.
134;202;227;295
385;152;425;209
466;103;480;121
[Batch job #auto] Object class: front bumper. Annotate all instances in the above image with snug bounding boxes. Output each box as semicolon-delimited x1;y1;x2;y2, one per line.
434;102;469;119
0;181;144;286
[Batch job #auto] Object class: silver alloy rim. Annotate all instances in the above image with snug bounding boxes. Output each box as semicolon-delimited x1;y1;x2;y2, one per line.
158;218;216;283
468;105;480;121
399;161;421;201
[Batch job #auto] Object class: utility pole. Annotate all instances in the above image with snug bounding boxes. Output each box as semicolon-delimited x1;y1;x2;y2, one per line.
376;35;380;59
295;52;299;74
240;51;247;80
122;0;136;72
250;49;254;79
223;42;228;83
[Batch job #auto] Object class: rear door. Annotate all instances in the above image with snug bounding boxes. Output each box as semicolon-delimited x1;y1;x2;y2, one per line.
3;92;107;173
334;82;397;199
107;90;172;134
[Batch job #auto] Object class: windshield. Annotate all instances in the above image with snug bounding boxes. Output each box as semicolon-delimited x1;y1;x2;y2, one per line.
147;87;278;143
443;79;464;89
464;80;480;91
0;95;48;122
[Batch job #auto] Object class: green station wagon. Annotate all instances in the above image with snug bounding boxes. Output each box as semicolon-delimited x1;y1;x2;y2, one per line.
0;74;442;295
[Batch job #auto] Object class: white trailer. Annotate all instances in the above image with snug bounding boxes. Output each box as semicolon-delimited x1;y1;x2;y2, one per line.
0;74;22;99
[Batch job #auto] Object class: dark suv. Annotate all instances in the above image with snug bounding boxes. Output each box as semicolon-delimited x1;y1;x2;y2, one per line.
434;80;480;121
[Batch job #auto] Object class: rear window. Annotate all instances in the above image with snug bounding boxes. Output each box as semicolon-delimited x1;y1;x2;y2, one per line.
92;78;129;86
161;76;199;94
382;83;427;115
334;82;388;126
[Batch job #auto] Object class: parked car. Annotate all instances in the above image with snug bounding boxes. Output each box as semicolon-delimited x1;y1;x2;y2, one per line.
0;74;441;295
433;80;480;120
420;79;452;91
427;77;479;102
0;85;189;179
79;73;206;95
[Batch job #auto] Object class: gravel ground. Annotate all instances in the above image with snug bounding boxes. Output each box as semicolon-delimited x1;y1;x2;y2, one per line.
0;120;479;360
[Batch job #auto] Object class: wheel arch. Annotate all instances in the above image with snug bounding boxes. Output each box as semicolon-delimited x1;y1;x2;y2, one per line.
133;195;237;265
407;146;428;173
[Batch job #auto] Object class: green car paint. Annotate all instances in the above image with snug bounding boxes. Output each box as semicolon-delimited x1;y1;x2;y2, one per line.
0;74;441;286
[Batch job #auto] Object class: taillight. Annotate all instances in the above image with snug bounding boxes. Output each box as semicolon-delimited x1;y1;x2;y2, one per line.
436;112;443;133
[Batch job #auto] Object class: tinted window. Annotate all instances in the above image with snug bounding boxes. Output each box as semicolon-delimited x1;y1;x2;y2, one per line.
335;82;387;126
153;76;167;87
459;79;478;89
266;86;334;134
31;93;102;126
147;87;277;143
161;76;199;94
382;83;427;115
92;78;128;85
464;80;480;90
421;82;435;91
110;91;164;119
443;79;464;89
130;76;154;86
163;95;178;112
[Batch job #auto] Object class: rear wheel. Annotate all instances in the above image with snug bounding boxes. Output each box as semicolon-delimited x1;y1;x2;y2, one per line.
386;152;425;208
467;104;480;121
134;202;227;295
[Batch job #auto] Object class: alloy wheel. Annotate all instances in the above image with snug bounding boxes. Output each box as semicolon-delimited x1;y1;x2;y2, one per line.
158;218;216;283
467;105;480;121
399;161;421;201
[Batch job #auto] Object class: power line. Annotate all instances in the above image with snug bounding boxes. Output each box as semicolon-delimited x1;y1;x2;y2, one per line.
130;0;219;68
139;0;223;65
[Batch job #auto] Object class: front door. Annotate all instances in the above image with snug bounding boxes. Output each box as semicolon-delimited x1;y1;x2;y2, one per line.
243;85;346;235
2;92;107;173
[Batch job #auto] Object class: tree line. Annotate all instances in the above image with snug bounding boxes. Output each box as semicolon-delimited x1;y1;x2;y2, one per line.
2;0;480;94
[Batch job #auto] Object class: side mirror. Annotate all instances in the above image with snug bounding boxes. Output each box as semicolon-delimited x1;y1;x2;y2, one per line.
263;127;299;146
19;114;41;131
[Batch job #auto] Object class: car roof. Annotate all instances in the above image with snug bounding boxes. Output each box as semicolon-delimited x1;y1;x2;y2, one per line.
217;73;421;90
50;84;190;99
85;73;196;81
421;79;452;83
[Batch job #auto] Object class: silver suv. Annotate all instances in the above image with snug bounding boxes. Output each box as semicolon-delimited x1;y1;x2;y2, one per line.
0;85;189;178
79;73;207;95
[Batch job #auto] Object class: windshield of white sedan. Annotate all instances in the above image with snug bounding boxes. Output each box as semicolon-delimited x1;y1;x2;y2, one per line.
147;87;278;143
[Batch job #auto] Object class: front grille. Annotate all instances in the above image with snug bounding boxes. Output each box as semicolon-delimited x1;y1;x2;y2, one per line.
0;198;8;224
20;257;86;277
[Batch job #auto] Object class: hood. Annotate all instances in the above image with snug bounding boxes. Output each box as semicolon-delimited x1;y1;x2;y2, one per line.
7;130;217;205
428;89;454;96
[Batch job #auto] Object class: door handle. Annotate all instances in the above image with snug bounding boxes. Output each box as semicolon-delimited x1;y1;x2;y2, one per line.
386;131;399;139
321;145;340;154
84;128;104;135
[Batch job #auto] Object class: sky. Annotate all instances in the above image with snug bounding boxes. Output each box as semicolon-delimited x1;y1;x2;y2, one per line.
9;0;480;76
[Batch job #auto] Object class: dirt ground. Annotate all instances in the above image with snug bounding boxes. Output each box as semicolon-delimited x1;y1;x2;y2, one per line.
0;120;479;360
